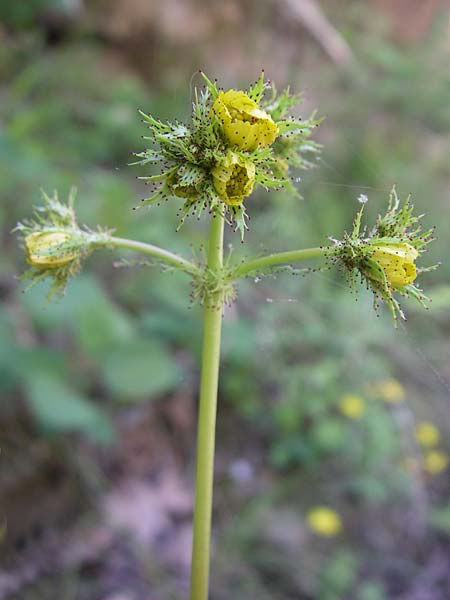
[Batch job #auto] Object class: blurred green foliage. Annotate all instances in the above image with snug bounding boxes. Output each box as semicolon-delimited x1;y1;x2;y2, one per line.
0;0;55;30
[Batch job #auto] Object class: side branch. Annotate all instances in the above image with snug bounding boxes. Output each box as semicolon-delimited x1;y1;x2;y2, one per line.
101;236;198;274
233;246;330;279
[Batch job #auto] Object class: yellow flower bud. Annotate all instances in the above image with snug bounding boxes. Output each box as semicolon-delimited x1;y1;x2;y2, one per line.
370;243;418;288
424;450;449;475
212;151;256;206
212;89;278;151
415;422;440;447
339;394;365;419
25;232;78;268
306;506;342;537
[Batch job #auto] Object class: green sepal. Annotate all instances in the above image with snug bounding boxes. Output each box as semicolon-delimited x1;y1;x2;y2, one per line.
247;71;267;103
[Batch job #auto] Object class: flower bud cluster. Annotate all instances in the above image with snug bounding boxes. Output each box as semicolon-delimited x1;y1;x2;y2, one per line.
135;72;321;238
15;189;111;297
329;187;436;322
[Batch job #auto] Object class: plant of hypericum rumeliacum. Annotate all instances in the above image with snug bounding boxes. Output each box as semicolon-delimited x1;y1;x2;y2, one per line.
15;73;437;600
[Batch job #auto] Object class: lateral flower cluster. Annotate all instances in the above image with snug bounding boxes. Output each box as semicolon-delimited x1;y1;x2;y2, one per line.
329;188;437;322
15;189;111;297
134;72;321;238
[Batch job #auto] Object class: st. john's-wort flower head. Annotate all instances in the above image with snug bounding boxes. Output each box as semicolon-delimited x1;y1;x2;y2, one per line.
329;186;437;323
134;72;321;239
15;189;111;297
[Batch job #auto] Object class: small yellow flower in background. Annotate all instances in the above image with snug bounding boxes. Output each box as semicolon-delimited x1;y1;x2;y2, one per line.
370;243;419;288
212;89;278;151
415;422;441;448
424;450;449;475
339;394;365;419
370;378;405;403
212;151;256;206
307;506;342;537
25;232;77;268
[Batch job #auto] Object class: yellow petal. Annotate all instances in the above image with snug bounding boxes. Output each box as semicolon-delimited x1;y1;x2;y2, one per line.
371;243;418;287
212;89;278;151
373;243;418;261
212;151;256;206
25;232;77;268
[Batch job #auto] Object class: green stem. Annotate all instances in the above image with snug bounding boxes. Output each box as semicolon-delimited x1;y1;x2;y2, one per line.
190;213;225;600
105;235;198;274
233;246;330;279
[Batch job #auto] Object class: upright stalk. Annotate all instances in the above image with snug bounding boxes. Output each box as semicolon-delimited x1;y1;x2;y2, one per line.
190;213;225;600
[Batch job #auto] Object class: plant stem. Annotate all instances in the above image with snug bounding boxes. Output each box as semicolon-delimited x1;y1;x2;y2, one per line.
190;213;225;600
105;236;198;274
233;246;330;279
